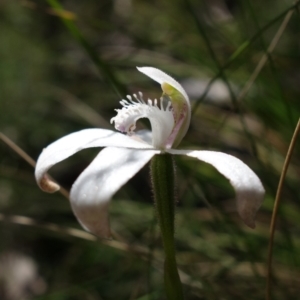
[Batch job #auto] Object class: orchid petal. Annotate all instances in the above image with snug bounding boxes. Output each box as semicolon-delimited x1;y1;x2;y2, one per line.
70;147;159;238
137;67;191;148
137;67;189;102
35;129;153;193
168;149;265;228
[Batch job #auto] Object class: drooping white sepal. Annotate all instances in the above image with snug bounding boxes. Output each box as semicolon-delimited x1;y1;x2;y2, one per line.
70;147;159;238
35;128;153;193
168;149;265;228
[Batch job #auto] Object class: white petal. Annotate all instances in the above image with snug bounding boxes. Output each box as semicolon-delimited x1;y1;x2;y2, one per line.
70;147;159;238
168;149;265;228
35;129;153;192
137;67;191;148
137;67;189;102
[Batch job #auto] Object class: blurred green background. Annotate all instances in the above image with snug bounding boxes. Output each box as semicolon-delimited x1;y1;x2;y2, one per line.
0;0;300;299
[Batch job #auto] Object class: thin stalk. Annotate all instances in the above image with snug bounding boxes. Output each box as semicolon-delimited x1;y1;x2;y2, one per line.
184;0;258;157
151;154;184;300
266;118;300;300
191;1;300;115
0;132;69;199
237;3;297;103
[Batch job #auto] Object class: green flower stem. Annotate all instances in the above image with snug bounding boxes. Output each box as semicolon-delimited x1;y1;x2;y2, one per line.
151;154;184;300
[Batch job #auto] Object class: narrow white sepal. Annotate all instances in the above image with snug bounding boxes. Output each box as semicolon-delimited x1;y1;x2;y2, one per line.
137;66;191;148
137;67;189;103
168;149;265;228
70;147;159;238
35;129;153;193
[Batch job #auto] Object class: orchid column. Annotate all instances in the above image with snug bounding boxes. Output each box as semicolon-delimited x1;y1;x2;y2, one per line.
35;67;265;300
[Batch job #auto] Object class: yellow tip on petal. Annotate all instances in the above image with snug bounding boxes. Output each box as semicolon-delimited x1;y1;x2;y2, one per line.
39;175;60;193
236;191;263;229
161;82;176;96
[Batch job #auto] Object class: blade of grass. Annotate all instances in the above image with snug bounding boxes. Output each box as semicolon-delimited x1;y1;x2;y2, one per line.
236;2;298;104
0;213;96;241
188;0;299;158
46;0;127;98
0;132;70;199
266;118;300;300
191;1;300;115
51;86;111;129
246;0;299;271
0;212;203;291
0;132;36;167
184;0;258;156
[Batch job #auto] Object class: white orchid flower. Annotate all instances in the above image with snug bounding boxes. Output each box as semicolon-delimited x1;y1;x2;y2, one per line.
35;67;265;238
